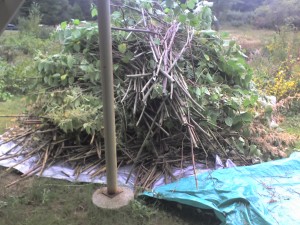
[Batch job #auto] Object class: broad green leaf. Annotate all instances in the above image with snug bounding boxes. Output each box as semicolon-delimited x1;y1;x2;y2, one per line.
195;87;201;96
91;8;98;18
118;43;127;54
113;64;119;72
204;54;210;61
74;99;80;107
52;73;61;78
112;11;122;20
38;62;43;72
204;87;210;95
178;14;187;23
121;51;133;63
73;19;80;25
67;55;74;69
60;21;67;30
187;0;195;9
73;44;80;52
187;12;194;20
243;98;251;107
240;112;252;122
225;117;233;127
61;74;68;80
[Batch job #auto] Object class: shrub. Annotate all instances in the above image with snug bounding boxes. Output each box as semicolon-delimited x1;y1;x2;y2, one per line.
251;25;300;100
0;59;38;101
18;2;42;37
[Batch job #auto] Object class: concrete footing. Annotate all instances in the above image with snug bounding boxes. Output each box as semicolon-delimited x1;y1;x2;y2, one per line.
92;186;134;209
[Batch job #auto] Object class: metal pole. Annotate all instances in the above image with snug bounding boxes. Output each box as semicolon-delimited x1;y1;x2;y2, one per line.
0;0;25;35
97;0;118;195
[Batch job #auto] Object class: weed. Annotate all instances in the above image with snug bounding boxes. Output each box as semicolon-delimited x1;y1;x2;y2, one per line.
131;199;158;220
251;25;300;100
0;97;26;133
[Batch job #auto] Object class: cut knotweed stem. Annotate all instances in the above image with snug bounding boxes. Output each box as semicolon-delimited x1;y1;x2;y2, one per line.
111;26;158;35
126;98;167;183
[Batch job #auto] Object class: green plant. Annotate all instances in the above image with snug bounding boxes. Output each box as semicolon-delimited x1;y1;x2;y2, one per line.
253;0;300;29
251;25;300;100
5;0;259;189
0;97;26;133
18;2;42;37
0;59;38;100
130;200;158;220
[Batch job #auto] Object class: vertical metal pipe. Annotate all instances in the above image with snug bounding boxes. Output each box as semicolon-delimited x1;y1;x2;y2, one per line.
97;0;118;194
0;0;25;35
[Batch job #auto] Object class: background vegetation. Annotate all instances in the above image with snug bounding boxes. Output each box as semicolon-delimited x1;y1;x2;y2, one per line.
211;0;300;29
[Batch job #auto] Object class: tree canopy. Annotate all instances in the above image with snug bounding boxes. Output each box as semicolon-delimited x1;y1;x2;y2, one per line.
15;0;300;28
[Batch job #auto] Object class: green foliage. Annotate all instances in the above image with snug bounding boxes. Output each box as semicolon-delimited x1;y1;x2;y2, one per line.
253;0;300;29
32;87;102;134
27;1;257;163
0;60;37;100
0;97;26;133
225;10;252;27
210;0;243;19
0;26;61;102
251;25;300;100
18;0;94;25
161;0;214;30
18;2;42;37
38;0;71;25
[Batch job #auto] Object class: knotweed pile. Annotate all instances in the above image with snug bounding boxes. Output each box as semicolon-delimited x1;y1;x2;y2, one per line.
0;2;257;188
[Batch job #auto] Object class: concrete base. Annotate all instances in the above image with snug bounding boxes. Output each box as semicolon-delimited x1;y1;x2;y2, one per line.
92;186;134;209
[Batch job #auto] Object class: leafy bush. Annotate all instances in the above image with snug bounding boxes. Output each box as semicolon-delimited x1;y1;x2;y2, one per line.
251;26;300;100
0;59;38;101
31;1;257;156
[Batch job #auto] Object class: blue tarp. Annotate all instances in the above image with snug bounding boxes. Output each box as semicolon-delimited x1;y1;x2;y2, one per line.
143;153;300;225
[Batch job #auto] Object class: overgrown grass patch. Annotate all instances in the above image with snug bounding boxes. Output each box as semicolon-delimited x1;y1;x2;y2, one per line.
281;116;300;136
280;116;300;150
0;97;26;134
0;170;219;225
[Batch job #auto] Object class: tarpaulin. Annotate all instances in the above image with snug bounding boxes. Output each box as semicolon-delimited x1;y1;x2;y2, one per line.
143;153;300;225
0;141;233;188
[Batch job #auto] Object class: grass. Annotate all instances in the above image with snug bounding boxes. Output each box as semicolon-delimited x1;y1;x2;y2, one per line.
0;97;26;134
0;168;220;225
221;25;276;51
280;116;300;150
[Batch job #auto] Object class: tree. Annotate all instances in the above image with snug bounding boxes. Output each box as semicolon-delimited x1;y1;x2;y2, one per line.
254;0;300;28
18;0;93;25
232;0;265;12
210;0;242;19
36;0;70;25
